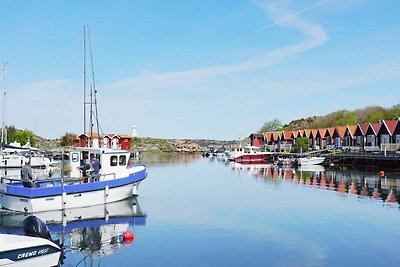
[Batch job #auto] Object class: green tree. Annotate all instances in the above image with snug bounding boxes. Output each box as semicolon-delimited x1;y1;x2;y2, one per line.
258;118;283;133
292;137;310;153
3;126;37;146
386;103;400;120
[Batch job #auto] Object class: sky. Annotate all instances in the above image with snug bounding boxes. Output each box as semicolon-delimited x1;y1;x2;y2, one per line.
0;0;399;140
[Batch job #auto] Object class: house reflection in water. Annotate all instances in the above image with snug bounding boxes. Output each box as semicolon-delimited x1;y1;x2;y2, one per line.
230;163;400;206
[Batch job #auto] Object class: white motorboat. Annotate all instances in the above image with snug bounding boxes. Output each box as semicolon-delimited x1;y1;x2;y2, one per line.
0;216;63;267
295;156;325;166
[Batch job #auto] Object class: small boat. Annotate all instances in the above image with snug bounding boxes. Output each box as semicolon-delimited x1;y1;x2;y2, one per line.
274;157;296;166
233;146;271;164
0;198;144;265
0;216;63;267
295;156;325;166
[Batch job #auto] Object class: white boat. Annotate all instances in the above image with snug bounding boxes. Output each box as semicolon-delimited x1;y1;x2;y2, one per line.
0;28;147;213
0;234;63;267
0;65;51;169
295;156;325;166
0;197;145;263
0;216;63;267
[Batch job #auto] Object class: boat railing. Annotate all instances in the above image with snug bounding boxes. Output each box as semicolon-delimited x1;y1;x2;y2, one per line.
1;172;117;186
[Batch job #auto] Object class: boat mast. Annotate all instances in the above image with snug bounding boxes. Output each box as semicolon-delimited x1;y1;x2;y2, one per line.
87;28;100;138
83;26;101;148
0;63;8;148
83;26;87;145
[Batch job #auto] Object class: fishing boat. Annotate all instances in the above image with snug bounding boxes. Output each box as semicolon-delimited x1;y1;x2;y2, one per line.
0;216;63;267
0;27;147;213
233;145;271;164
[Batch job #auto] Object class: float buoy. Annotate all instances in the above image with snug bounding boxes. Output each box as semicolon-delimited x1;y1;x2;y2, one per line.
379;170;385;177
123;230;134;244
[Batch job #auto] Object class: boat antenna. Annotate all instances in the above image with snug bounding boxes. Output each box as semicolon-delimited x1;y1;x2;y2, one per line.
0;63;8;149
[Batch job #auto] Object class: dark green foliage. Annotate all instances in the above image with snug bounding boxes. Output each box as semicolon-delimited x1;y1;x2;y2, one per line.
292;137;310;153
310;110;358;129
3;126;37;147
385;104;400;120
258;118;283;133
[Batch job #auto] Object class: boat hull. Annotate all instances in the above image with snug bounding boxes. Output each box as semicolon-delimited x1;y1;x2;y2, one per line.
0;167;147;213
234;154;270;164
0;234;61;267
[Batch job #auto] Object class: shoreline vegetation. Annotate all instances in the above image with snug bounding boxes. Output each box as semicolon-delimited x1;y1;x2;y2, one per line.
7;104;400;153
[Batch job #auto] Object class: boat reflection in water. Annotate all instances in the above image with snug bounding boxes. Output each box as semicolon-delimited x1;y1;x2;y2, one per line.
229;162;400;206
0;196;146;263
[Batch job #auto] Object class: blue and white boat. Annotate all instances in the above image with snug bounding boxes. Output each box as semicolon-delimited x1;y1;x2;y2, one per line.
0;147;147;212
0;28;147;213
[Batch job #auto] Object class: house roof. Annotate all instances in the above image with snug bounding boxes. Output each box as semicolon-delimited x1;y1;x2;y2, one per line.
312;129;319;138
325;127;335;137
318;128;327;137
368;122;381;135
79;132;104;138
249;133;264;138
283;130;293;140
334;126;347;137
382;120;398;135
303;129;311;138
344;125;357;137
263;132;273;141
271;132;282;141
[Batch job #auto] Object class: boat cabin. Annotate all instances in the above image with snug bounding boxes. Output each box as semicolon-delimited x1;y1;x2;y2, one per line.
69;147;130;181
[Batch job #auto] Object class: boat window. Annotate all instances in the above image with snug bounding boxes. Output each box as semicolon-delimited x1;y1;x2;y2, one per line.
96;154;100;161
119;155;126;166
71;153;79;162
110;156;117;166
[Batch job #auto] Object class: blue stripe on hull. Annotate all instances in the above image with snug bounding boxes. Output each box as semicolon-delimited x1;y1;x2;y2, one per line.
3;169;147;198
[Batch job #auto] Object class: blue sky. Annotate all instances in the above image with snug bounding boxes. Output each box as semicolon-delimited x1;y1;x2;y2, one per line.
0;0;399;140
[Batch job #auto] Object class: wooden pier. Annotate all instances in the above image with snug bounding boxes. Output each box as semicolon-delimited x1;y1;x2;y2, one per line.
270;151;400;168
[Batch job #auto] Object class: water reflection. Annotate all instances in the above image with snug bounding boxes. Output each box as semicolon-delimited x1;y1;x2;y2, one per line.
0;197;146;264
229;162;400;206
133;152;201;167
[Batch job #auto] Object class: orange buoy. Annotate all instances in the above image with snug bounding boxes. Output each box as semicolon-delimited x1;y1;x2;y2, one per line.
123;230;134;244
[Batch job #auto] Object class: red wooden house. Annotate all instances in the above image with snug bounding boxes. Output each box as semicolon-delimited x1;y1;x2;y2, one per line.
249;133;264;147
78;132;132;151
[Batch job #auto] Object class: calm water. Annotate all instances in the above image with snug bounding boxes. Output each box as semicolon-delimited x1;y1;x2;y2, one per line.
2;153;400;266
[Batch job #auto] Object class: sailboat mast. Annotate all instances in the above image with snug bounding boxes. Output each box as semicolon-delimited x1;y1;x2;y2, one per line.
87;28;100;138
0;63;8;147
83;26;87;146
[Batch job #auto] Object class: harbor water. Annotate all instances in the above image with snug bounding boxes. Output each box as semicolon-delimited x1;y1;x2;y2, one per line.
1;153;400;266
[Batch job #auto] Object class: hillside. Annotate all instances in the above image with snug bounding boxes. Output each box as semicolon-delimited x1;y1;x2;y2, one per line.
282;104;400;131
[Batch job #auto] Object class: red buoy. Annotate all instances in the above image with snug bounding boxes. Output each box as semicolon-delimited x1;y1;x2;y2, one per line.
379;171;385;177
123;230;134;244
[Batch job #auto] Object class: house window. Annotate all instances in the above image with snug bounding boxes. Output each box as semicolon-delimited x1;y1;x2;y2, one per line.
110;156;117;166
119;155;126;166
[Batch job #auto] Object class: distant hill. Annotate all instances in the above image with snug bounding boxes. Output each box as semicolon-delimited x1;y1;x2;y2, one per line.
282;104;400;130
